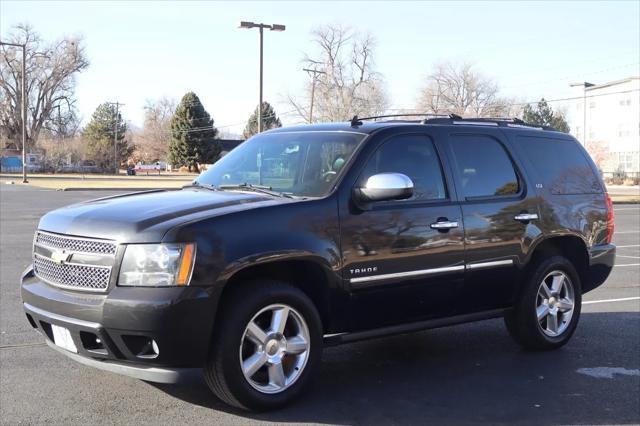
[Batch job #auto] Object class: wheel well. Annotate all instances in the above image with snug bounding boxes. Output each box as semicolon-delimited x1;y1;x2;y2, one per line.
218;260;331;332
525;236;589;288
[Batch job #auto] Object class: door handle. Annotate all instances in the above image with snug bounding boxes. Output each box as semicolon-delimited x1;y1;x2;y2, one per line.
514;213;539;222
430;220;459;230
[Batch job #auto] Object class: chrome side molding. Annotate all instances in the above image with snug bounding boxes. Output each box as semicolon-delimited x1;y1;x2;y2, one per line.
466;259;514;270
349;259;515;284
350;265;465;285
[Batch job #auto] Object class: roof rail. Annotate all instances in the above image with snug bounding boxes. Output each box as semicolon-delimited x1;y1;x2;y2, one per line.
348;114;556;131
423;116;556;131
349;113;457;127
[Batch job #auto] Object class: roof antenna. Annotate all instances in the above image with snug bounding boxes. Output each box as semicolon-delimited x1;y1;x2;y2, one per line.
448;113;463;120
350;115;363;127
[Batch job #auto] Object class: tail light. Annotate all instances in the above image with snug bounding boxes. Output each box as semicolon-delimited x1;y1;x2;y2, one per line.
605;192;615;244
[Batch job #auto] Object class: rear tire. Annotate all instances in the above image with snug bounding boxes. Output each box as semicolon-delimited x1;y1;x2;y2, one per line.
505;256;582;351
204;280;322;411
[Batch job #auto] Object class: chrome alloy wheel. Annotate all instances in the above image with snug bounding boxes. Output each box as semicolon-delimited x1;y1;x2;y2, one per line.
239;304;310;394
536;270;575;337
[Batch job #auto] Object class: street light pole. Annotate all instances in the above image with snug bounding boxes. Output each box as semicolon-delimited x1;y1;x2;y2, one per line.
570;81;594;146
0;41;28;182
303;68;325;123
259;25;264;133
239;21;286;134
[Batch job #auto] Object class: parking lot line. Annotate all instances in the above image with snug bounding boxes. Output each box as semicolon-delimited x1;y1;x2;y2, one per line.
614;263;640;267
617;255;640;259
583;297;640;305
616;245;640;248
615;231;640;234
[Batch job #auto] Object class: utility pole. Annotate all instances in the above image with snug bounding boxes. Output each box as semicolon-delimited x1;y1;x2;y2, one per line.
107;102;124;174
239;21;286;133
303;68;325;123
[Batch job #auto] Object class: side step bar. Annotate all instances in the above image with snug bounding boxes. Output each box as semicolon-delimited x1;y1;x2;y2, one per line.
323;308;508;347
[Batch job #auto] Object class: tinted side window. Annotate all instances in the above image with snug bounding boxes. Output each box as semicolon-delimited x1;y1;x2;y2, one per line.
450;135;519;198
360;135;447;201
518;136;602;195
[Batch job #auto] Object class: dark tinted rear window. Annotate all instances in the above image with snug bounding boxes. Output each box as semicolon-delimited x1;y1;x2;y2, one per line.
517;136;602;195
450;135;520;199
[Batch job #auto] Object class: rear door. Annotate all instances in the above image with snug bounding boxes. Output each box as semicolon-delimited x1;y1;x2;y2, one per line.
445;128;539;313
339;130;466;330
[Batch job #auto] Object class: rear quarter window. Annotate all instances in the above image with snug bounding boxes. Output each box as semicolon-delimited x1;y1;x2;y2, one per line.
517;136;602;195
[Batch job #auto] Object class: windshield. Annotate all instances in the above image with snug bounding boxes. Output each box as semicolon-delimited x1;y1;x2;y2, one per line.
196;131;366;197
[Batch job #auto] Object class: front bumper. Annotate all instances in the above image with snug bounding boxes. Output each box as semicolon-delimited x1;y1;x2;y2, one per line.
21;266;217;382
584;243;616;293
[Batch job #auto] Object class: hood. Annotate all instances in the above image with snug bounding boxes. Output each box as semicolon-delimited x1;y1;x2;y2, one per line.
38;188;287;242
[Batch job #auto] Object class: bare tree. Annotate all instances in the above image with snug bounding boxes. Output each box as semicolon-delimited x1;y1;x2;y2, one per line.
0;24;88;149
416;62;514;117
38;135;85;171
288;24;388;122
132;97;176;162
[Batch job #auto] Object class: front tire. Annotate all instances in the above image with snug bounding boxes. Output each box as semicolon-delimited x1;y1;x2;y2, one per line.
505;256;582;351
204;280;322;411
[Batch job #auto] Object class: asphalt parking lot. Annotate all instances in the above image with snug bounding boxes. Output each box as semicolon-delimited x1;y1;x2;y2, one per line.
1;185;638;425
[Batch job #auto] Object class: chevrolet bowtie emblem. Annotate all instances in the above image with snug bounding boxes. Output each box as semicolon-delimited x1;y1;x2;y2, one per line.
50;249;72;265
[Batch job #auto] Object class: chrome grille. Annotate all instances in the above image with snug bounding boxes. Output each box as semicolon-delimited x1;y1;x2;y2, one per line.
35;231;116;255
33;230;117;292
34;255;111;291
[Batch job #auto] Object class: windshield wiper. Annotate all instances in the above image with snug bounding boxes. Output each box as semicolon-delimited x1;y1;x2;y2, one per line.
218;183;293;198
183;181;219;191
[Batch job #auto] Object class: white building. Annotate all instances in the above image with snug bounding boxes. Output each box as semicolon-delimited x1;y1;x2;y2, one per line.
568;76;639;174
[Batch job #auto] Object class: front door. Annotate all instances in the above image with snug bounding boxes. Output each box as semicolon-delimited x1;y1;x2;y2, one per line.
339;132;465;331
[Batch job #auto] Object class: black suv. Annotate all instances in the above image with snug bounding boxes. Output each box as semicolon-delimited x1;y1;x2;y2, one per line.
21;115;616;410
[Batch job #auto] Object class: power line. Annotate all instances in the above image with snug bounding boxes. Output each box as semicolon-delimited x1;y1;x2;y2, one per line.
493;51;640;80
501;62;640;90
158;109;300;135
387;88;640;112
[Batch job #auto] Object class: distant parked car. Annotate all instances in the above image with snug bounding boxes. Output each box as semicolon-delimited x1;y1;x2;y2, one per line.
135;161;162;175
60;160;101;174
78;160;101;173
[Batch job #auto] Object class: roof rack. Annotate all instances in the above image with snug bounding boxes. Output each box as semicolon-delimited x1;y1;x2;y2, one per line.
423;116;556;131
349;113;457;127
348;114;556;131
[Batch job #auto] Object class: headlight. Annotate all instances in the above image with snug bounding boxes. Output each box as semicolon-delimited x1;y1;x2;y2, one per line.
118;243;196;287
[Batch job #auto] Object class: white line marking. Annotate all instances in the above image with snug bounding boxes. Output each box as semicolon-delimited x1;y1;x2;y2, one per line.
577;367;640;379
614;207;640;211
615;263;640;267
617;255;640;259
617;245;640;248
583;297;640;305
615;231;640;234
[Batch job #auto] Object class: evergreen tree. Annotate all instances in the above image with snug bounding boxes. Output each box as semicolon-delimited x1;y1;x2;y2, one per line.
168;92;219;172
522;99;570;133
83;103;132;172
242;102;282;139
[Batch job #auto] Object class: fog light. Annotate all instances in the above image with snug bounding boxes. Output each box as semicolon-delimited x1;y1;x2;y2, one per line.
122;335;160;359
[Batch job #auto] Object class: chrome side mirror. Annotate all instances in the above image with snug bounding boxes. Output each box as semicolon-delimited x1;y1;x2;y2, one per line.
356;173;414;203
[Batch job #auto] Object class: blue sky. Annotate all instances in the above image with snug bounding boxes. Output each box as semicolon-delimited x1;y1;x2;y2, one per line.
2;0;639;135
